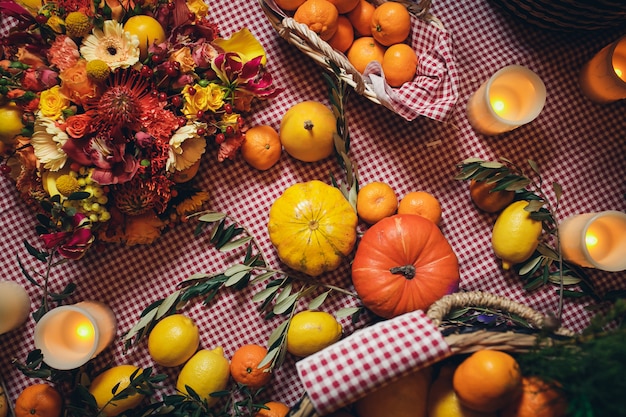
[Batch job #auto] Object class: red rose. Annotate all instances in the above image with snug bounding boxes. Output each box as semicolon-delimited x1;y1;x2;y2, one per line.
65;114;93;138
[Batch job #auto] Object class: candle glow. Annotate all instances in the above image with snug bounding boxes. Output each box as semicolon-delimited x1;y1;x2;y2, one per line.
76;322;94;339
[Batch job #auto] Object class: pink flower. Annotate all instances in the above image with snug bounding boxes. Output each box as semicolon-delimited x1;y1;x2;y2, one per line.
48;36;80;72
192;42;219;69
39;213;94;260
212;52;282;100
21;67;59;92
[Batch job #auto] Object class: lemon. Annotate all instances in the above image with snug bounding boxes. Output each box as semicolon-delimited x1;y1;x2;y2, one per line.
427;365;497;417
279;101;337;162
491;200;543;270
355;367;432;417
123;15;166;60
88;365;145;416
286;311;342;357
0;103;24;145
148;314;200;367
0;281;31;335
176;347;230;407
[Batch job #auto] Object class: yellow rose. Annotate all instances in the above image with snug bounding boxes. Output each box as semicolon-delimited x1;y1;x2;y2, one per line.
182;84;225;118
186;0;208;18
170;47;196;74
39;86;69;120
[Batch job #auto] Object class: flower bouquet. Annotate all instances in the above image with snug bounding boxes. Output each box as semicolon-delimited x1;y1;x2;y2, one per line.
0;0;281;252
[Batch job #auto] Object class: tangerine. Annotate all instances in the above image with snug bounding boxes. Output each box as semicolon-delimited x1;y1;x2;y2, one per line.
347;36;386;73
328;15;355;53
294;0;339;41
326;0;359;13
230;344;272;389
15;383;63;417
370;2;412;46
255;401;290;417
453;350;523;413
356;181;398;224
500;376;567;417
382;43;418;87
274;0;306;11
241;125;282;171
397;191;442;225
469;179;515;213
347;0;375;36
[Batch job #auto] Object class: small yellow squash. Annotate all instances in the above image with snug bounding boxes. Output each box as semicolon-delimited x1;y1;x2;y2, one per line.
268;180;358;276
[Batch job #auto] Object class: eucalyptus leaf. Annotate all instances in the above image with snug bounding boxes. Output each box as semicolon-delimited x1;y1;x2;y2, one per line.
219;236;253;252
462;157;485;164
524;200;545;212
274;283;293;304
308;290;331;310
252;285;281;303
536;244;559;260
267;319;290;348
198;212;227;223
224;270;250;287
257;346;280;369
480;161;504;169
249;270;275;285
548;274;582;286
273;293;299;315
224;264;252;276
336;306;360;318
123;307;158;342
156;290;181;318
518;256;543;276
454;165;481;180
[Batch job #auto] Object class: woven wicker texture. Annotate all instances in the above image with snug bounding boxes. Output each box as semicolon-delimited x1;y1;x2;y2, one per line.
260;0;459;121
493;0;626;31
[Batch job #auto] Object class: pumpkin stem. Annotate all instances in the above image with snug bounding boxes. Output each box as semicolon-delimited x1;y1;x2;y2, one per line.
389;265;416;279
308;220;319;230
303;120;314;130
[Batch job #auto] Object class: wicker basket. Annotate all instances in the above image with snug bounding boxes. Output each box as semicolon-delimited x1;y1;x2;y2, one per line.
288;291;573;417
493;0;626;31
259;0;458;122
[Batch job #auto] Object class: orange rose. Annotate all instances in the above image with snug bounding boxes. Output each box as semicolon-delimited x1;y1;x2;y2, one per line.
65;114;93;138
59;60;101;106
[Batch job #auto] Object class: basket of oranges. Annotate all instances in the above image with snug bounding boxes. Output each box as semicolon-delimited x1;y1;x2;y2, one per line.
287;291;574;417
259;0;459;122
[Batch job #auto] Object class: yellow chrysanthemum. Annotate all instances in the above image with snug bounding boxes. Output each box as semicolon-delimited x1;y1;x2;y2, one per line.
65;11;92;38
86;59;111;82
55;174;81;196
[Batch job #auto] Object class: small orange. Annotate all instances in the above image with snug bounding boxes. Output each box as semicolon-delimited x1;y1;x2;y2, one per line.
347;36;386;73
347;0;375;36
255;401;290;417
397;191;442;225
15;383;63;417
326;0;359;13
500;376;567;417
230;344;272;389
370;2;412;46
274;0;306;11
382;43;418;87
328;15;354;53
469;179;515;213
294;0;339;41
241;125;282;171
356;181;398;224
453;350;523;413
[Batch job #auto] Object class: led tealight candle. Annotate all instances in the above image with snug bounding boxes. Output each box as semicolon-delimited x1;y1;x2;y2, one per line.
34;301;116;370
558;211;626;271
467;65;546;136
579;35;626;103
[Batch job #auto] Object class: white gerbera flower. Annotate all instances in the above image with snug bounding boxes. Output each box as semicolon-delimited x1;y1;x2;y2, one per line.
80;20;140;70
167;122;207;172
31;115;69;171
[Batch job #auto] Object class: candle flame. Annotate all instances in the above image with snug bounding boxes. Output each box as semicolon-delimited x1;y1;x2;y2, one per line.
585;232;598;248
76;323;93;339
491;99;506;116
615;67;623;79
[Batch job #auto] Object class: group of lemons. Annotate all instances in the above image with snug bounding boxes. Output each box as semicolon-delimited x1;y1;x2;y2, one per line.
278;0;419;88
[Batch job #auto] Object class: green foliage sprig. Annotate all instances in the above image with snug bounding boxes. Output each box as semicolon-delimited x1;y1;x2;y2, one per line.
455;158;601;319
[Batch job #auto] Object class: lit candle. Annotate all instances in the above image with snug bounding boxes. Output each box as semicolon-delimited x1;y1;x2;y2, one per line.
558;211;626;271
579;35;626;103
34;301;117;370
467;65;546;136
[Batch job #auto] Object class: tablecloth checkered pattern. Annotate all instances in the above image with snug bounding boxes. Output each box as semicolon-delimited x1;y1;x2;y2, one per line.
1;0;625;413
296;310;450;415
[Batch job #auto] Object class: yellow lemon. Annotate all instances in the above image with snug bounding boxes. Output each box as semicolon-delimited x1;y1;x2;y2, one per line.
491;200;543;270
123;15;166;60
88;365;145;417
286;311;342;357
0;103;24;145
428;365;498;417
355;367;432;417
148;314;200;367
176;347;230;407
279;101;337;162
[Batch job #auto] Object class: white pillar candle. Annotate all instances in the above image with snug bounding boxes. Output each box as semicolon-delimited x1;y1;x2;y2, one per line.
558;211;626;271
34;301;117;370
467;65;546;136
579;35;626;103
0;281;31;335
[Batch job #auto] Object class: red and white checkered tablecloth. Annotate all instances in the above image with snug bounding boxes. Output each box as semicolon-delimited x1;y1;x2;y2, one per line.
1;0;625;413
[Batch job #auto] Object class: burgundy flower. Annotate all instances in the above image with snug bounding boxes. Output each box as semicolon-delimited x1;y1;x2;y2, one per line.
40;213;94;260
212;52;282;100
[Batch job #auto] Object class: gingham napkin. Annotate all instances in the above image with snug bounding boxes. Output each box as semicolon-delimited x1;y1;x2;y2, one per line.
296;309;451;415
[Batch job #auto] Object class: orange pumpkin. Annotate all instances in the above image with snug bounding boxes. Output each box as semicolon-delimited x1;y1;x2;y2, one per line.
351;214;460;318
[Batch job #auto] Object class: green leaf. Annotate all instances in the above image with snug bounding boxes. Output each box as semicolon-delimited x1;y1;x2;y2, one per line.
219;236;253;252
224;270;250;287
123;307;158;342
518;256;543;276
267;319;289;348
527;159;540;176
336;306;360;318
273;293;298;315
480;161;504;169
252;285;280;303
249;271;275;286
23;239;48;262
308;290;331;310
274;283;293;304
257;346;280;369
68;191;91;201
548;274;582;286
224;264;252;276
